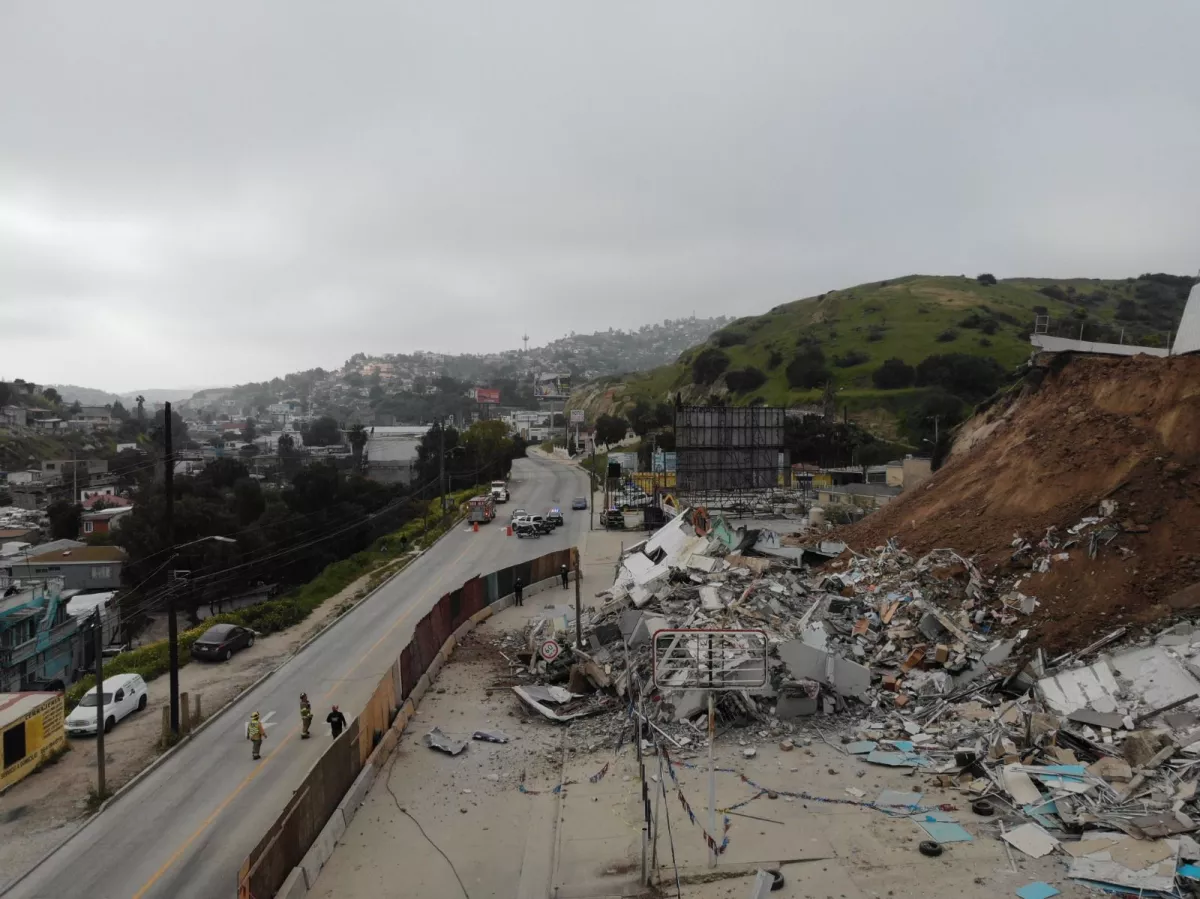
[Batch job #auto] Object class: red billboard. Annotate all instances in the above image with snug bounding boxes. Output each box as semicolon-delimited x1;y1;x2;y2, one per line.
474;388;500;404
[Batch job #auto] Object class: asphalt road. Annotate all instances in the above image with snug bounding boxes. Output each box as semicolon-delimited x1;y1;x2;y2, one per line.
5;454;589;899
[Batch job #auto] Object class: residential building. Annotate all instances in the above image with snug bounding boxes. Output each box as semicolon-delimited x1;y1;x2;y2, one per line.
8;546;126;592
816;483;903;511
0;406;27;429
81;493;130;511
42;458;108;482
81;485;117;502
30;417;64;432
80;505;134;537
884;456;933;491
67;406;114;432
0;579;76;692
1;539;84;566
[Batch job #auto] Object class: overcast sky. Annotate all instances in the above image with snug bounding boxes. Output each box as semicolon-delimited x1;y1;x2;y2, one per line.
3;2;1199;392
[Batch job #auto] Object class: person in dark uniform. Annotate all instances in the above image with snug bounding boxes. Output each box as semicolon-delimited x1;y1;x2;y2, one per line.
514;577;524;606
327;705;347;738
560;564;569;589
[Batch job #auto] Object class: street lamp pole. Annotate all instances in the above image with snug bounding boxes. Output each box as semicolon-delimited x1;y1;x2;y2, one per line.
165;534;236;736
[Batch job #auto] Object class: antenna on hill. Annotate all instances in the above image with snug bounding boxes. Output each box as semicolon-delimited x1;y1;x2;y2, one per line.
522;332;529;352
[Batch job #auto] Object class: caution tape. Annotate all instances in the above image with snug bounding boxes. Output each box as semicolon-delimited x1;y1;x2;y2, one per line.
660;746;731;856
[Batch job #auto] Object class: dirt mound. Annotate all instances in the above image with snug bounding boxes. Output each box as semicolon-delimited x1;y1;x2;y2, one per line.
838;353;1200;653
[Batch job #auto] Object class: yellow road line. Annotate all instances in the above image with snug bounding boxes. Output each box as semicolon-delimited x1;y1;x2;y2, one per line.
130;537;476;899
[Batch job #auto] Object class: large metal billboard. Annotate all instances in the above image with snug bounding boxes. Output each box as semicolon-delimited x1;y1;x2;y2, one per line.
533;372;571;399
675;406;785;495
473;388;500;404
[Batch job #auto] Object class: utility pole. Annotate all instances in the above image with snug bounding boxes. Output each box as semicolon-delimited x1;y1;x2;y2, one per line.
590;445;596;532
574;550;582;650
92;608;106;797
72;452;77;505
927;414;941;447
164;402;180;736
438;418;446;518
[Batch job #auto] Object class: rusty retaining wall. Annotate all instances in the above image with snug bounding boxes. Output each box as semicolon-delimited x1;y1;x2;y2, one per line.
238;546;575;899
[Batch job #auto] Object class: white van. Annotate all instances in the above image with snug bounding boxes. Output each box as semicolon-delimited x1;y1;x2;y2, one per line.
66;673;149;736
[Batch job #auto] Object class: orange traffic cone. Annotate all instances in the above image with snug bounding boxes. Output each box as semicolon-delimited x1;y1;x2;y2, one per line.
473;521;479;533
506;525;513;536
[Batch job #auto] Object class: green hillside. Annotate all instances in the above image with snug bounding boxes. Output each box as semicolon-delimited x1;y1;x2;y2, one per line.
572;273;1192;444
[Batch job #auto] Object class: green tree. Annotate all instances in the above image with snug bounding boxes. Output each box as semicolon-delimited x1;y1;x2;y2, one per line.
233;477;265;524
348;423;368;468
135;395;146;421
46;499;82;539
691;348;731;385
110;399;130;420
42;387;61;404
69;400;83;417
872;358;916;389
595;414;628;448
243;417;258;443
302;415;342;447
786;346;831;390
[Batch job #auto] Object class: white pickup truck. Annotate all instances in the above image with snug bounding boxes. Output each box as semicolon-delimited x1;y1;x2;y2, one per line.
490;479;509;503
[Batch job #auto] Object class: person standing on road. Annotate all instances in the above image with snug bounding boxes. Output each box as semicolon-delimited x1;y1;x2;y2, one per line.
246;711;267;759
327;705;347;738
300;693;313;739
514;576;524;606
560;564;569;590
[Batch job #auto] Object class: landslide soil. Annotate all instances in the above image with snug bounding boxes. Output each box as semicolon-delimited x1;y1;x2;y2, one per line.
838;354;1200;654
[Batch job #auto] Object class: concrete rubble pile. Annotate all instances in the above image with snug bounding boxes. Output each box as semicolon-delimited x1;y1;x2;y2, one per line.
502;505;1200;894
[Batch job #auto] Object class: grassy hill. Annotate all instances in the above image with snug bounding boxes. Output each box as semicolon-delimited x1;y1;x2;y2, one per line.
571;273;1193;444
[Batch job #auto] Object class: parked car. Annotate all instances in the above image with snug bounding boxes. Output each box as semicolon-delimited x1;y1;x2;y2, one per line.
513;519;541;538
510;508;527;522
571;497;588;510
66;673;148;736
546;507;564;527
600;508;626;529
190;623;256;662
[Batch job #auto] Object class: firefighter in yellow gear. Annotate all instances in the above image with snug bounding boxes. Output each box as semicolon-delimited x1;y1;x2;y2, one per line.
246;711;267;759
300;694;313;739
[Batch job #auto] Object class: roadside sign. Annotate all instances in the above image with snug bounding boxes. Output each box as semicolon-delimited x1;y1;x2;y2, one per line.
539;639;561;662
570;409;585;424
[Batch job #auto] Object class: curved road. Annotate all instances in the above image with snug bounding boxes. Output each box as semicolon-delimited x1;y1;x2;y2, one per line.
6;454;589;899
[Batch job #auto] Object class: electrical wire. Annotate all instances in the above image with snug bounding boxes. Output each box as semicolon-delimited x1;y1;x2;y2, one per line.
658;751;682;899
382;751;469;898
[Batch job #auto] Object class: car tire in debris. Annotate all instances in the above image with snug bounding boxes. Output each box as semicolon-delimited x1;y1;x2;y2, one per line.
138;694;148;711
769;869;785;890
971;799;994;816
918;840;943;857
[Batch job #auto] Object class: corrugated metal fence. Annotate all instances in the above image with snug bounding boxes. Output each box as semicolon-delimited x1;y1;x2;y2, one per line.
239;546;574;899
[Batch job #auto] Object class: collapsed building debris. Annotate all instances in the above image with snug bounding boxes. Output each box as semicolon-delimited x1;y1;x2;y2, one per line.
490;496;1200;894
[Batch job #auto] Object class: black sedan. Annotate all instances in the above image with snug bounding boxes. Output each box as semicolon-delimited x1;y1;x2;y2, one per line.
546;507;564;527
571;497;588;510
190;623;255;662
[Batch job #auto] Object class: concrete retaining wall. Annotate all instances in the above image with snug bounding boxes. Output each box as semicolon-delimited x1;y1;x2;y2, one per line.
265;566;573;898
298;808;346;889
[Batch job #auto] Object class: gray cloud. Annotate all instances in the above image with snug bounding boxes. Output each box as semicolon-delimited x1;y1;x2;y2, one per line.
2;1;1199;390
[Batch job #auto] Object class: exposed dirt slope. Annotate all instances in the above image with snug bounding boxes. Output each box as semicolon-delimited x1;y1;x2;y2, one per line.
838;353;1200;652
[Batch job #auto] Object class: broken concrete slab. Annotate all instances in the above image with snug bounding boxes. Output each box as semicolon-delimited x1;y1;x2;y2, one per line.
1067;708;1125;730
1002;822;1059;859
774;681;819;719
423;727;468;756
1037;657;1121;715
